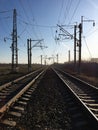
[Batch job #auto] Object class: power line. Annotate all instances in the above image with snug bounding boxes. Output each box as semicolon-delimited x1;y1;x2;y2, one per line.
0;18;11;36
18;17;56;28
0;10;12;13
0;16;12;20
83;36;92;58
27;0;43;39
18;0;44;40
68;0;81;25
0;10;13;36
19;26;27;36
63;0;73;23
17;0;39;39
57;0;64;23
63;0;69;21
50;27;58;56
84;25;98;37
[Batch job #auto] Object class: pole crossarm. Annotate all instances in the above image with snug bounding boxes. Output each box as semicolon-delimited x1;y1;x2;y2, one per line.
57;24;73;39
30;39;47;49
81;16;95;24
83;20;95;22
27;38;47;71
81;16;95;33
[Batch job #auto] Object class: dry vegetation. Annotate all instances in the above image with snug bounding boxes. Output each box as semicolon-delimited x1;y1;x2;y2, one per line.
54;61;98;87
0;63;43;85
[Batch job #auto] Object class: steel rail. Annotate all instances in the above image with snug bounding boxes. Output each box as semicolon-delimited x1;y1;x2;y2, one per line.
0;69;46;118
53;68;98;128
0;68;43;91
60;69;98;90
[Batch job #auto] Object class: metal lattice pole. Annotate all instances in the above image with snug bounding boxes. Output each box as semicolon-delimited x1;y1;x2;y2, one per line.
78;23;82;73
12;9;18;72
74;25;77;67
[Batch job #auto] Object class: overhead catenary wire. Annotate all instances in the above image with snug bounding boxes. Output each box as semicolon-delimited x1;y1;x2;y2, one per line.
86;28;98;37
18;17;56;28
17;0;39;39
18;0;48;42
27;0;43;39
83;36;92;58
68;0;81;25
84;21;98;37
0;10;13;37
50;27;58;56
0;17;11;37
15;0;48;61
62;0;69;22
55;0;80;55
0;10;12;13
57;0;64;24
63;0;73;24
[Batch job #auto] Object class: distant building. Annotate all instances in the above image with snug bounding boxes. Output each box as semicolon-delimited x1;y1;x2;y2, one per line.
91;58;98;63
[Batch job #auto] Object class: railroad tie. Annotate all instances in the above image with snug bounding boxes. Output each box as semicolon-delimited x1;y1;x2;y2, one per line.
13;106;25;111
8;111;21;117
1;119;16;127
17;101;27;105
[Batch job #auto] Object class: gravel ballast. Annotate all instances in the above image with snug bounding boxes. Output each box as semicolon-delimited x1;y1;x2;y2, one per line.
1;68;72;130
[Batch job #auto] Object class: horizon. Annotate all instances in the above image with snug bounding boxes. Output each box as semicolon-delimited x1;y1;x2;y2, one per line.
0;0;98;64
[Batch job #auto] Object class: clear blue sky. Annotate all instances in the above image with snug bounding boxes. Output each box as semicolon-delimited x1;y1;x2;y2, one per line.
0;0;98;64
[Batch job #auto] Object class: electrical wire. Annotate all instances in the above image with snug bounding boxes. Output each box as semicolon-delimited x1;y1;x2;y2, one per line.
57;0;64;23
27;0;43;39
63;0;73;23
18;17;56;28
19;26;27;37
26;4;41;39
63;0;69;21
0;10;12;13
85;28;98;37
68;0;81;25
83;36;92;58
17;0;39;39
0;10;13;38
50;27;58;55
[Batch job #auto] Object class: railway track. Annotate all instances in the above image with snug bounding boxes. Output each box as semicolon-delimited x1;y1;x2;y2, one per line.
0;67;98;129
0;68;46;127
54;67;98;129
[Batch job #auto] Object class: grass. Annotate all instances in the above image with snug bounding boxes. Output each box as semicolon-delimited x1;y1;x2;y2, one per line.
0;63;45;85
54;61;98;87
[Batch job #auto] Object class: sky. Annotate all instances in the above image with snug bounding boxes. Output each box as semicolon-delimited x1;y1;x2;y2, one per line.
0;0;98;64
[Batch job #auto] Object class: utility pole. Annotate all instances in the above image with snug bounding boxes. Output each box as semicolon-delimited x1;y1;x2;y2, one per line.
27;38;47;72
57;24;73;64
74;25;77;67
27;39;30;72
28;39;32;72
68;50;70;63
78;23;82;73
77;16;95;74
27;39;32;72
11;9;18;72
41;55;42;67
57;54;58;63
30;38;32;71
81;16;95;33
52;55;55;64
44;59;46;65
